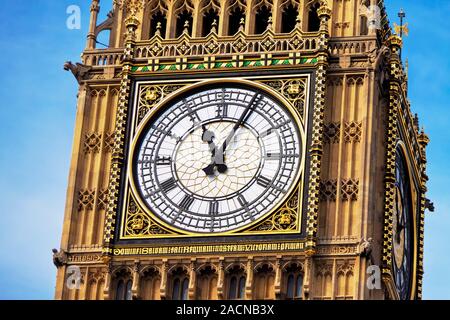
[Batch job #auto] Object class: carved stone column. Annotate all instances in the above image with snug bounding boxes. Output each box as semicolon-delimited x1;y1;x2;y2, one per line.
159;259;168;300
87;0;100;49
81;266;90;300
217;258;225;300
245;257;254;300
188;259;197;300
302;256;312;300
218;0;228;36
132;260;141;299
274;256;282;299
103;259;113;300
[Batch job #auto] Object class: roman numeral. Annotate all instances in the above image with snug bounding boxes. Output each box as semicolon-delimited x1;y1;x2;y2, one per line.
237;195;248;207
160;178;176;193
152;125;180;141
275;119;292;129
179;195;194;211
257;176;272;188
217;104;229;118
209;201;219;216
259;128;274;139
183;99;201;125
265;152;281;160
156;156;172;166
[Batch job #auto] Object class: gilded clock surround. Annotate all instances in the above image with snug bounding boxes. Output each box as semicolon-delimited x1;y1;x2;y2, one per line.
121;77;310;239
55;0;430;301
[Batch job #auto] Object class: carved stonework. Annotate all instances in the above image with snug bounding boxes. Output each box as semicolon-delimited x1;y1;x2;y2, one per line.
341;179;359;201
67;254;103;264
52;249;68;268
320;180;337;202
344;122;362;143
98;189;109;210
315;262;333;277
323;122;340;144
64;61;91;84
336;261;354;276
83;132;102;154
78;190;95;211
103;132;115;153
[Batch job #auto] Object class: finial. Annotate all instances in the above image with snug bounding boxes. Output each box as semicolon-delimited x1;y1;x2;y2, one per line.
239;17;245;32
210;19;217;34
155;22;162;36
413;113;419;131
295;14;302;29
394;8;409;38
267;16;273;31
183;20;190;34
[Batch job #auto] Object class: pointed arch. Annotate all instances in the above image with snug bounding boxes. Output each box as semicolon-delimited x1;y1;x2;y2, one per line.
306;1;321;32
225;264;246;300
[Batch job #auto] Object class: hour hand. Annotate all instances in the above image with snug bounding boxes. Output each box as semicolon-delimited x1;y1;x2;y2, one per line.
202;125;223;176
203;163;216;176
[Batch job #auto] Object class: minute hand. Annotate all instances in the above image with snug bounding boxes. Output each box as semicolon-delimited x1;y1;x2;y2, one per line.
217;94;260;164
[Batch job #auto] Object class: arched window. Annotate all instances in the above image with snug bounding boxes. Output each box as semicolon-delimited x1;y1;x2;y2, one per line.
125;280;133;300
286;274;295;299
238;276;246;299
172;278;189;300
295;275;303;298
253;264;275;299
140;267;160;300
228;7;245;35
172;279;181;300
228;276;238;299
307;2;321;32
113;269;132;300
181;278;189;300
226;265;246;300
227;275;246;299
170;267;189;300
150;11;167;38
202;9;219;36
360;15;369;35
255;6;271;34
176;10;193;37
281;4;298;33
197;266;218;300
115;280;125;300
284;263;304;300
286;273;303;299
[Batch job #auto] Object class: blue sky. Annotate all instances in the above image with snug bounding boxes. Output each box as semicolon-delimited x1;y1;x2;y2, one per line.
0;0;448;300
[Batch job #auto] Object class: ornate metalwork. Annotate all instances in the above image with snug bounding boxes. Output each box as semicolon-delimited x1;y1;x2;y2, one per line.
137;84;186;125
124;195;172;236
246;185;300;232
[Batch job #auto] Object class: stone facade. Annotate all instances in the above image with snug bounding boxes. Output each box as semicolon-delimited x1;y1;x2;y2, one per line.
55;0;429;300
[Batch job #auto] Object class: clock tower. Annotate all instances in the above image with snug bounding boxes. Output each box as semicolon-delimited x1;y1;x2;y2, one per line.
55;0;430;300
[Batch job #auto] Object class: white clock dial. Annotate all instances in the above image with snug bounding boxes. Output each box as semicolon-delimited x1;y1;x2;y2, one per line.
134;86;302;233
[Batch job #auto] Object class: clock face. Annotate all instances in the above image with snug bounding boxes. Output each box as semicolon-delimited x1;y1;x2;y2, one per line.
392;150;413;300
132;85;302;234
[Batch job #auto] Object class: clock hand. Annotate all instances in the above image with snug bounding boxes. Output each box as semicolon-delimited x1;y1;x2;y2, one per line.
202;125;219;176
215;94;261;173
